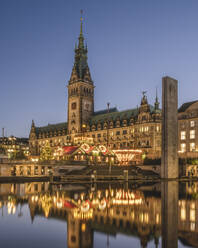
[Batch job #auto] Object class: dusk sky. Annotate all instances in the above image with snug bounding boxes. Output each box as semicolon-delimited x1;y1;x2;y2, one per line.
0;0;198;137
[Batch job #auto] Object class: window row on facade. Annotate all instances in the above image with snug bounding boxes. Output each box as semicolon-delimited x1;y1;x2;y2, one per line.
87;121;161;132
180;130;196;140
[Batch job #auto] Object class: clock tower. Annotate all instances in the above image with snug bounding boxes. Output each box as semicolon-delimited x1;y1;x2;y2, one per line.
67;16;94;136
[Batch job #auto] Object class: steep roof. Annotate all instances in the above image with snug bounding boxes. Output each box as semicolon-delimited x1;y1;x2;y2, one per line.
94;107;118;116
90;104;158;125
90;108;139;125
69;17;92;84
35;122;67;134
178;100;198;113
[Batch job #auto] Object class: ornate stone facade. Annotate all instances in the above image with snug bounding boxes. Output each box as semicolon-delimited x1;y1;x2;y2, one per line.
29;18;198;160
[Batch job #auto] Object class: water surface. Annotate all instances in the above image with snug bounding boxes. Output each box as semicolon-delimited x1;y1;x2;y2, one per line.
0;181;196;248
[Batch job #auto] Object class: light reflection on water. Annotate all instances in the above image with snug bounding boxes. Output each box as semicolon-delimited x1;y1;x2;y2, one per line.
0;181;197;248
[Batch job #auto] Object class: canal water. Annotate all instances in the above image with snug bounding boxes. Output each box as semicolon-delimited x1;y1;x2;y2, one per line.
0;181;196;248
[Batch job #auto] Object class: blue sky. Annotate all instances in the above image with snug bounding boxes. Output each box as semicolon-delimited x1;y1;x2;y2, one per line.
0;0;198;137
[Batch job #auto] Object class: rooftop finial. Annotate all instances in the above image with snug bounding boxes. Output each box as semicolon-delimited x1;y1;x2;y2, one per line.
155;87;159;110
78;10;84;49
142;91;147;97
155;87;159;103
80;9;83;36
141;91;148;105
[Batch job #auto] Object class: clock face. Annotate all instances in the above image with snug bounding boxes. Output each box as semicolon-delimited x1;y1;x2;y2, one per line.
83;100;91;111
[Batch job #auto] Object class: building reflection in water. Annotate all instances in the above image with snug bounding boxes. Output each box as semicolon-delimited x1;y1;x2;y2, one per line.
1;181;198;247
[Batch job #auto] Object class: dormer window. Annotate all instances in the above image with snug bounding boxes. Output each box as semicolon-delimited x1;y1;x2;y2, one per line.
122;120;127;126
116;120;120;127
97;123;101;130
110;121;114;128
142;115;147;121
91;125;96;131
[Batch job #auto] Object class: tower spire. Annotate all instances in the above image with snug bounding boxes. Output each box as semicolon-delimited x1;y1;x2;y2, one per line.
78;10;84;49
80;10;83;35
155;87;159;110
31;120;35;128
69;11;92;83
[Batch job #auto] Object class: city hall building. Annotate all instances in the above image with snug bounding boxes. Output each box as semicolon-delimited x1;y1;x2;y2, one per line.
29;19;198;160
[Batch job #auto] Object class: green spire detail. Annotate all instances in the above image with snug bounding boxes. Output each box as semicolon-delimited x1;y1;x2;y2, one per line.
69;11;92;84
73;12;89;80
78;16;84;49
155;88;159;110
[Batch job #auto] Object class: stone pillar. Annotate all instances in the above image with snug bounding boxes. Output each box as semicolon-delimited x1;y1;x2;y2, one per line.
161;181;178;248
161;76;178;179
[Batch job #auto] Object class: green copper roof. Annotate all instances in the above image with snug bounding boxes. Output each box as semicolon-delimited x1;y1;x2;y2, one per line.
90;105;158;125
35;122;67;134
94;107;118;116
73;18;89;81
90;108;139;125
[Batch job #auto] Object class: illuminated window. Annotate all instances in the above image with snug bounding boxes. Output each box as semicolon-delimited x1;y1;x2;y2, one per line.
181;143;186;152
190;210;196;222
181;208;186;221
81;223;86;232
181;131;186;140
131;211;134;220
139;213;144;223
190;202;196;222
144;126;149;132
156;213;160;224
190;121;195;127
156;126;160;132
190;222;195;231
144;213;149;223
190;130;195;139
191;202;195;209
190;143;196;152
